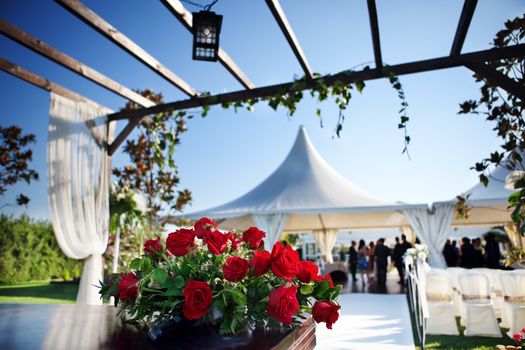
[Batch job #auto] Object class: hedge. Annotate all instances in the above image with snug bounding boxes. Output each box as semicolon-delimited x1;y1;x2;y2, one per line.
0;214;82;284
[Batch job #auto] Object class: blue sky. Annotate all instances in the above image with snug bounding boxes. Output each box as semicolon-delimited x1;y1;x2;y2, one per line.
0;0;523;219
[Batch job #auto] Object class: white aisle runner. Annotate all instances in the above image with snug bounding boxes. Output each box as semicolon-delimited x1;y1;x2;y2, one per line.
315;293;415;350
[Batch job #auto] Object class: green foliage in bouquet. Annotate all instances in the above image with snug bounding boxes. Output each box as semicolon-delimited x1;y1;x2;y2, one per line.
99;218;342;335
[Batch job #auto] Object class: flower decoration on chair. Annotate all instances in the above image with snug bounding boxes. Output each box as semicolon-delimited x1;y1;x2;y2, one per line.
99;218;342;335
403;244;429;265
512;327;525;348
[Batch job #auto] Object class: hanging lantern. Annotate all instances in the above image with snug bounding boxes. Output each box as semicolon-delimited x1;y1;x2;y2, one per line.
192;11;223;62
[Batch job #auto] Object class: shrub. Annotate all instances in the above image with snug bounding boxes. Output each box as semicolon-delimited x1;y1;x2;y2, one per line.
0;214;82;284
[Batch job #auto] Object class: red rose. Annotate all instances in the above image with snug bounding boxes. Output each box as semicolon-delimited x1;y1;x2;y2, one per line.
312;301;340;329
514;333;523;344
183;279;212;320
242;226;266;249
296;260;319;283
270;242;300;281
144;237;163;258
118;273;139;301
250;250;271;276
222;256;249;281
166;229;195;256
207;230;229;255
194;217;217;239
320;274;334;288
267;286;299;324
229;233;242;251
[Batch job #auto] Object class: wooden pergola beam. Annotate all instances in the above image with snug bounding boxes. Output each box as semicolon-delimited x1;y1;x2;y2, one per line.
109;44;525;122
0;19;155;108
450;0;478;56
466;62;525;101
367;0;383;69
54;0;198;97
0;56;110;112
160;0;255;90
265;0;313;79
106;43;524;155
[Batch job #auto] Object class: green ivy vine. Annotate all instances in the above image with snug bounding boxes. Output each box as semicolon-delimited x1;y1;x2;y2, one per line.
191;67;411;156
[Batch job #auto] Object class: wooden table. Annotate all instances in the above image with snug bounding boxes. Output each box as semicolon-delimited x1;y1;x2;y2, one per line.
0;303;315;350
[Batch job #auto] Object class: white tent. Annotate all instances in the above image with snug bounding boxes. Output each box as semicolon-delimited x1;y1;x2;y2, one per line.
434;161;514;228
185;126;425;262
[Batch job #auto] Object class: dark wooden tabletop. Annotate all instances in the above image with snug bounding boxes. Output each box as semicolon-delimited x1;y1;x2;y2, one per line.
0;303;315;350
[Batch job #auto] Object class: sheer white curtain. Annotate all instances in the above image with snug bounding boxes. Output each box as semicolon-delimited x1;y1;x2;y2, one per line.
403;204;454;269
252;214;288;250
48;93;113;305
313;229;338;264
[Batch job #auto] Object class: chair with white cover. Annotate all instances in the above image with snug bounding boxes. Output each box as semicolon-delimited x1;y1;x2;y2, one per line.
425;269;459;335
458;272;502;337
473;268;504;317
499;272;525;337
446;267;466;317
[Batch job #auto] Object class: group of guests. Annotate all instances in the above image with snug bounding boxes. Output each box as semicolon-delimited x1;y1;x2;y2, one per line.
442;233;502;269
347;234;413;287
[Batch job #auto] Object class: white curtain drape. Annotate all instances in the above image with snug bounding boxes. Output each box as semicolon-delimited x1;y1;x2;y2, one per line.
313;229;338;264
48;93;113;305
403;204;454;269
252;214;288;250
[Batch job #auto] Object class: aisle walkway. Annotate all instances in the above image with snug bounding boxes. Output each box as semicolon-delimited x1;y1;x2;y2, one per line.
315;293;415;350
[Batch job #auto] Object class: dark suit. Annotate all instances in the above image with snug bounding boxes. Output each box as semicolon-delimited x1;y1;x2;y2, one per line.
348;246;358;281
374;244;391;287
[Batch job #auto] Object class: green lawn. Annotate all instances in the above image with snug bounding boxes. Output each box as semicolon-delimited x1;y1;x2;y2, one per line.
421;317;514;350
0;280;79;304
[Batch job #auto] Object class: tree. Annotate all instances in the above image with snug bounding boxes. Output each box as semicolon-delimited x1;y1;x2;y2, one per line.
0;125;39;206
459;14;525;186
112;89;192;228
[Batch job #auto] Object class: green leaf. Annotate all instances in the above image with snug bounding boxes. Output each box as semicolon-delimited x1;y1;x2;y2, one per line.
141;256;152;274
313;279;330;299
226;288;247;306
152;268;168;284
355;81;365;93
299;284;314;295
130;258;141;270
173;275;185;289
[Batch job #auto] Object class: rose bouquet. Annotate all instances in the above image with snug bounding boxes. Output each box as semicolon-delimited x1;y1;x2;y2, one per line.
99;218;342;336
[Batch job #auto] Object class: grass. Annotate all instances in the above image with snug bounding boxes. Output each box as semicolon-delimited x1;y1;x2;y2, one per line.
407;292;516;350
421;317;514;350
0;280;78;304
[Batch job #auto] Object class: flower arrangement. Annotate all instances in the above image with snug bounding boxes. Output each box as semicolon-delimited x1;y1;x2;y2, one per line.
513;328;525;348
403;244;429;265
99;218;342;336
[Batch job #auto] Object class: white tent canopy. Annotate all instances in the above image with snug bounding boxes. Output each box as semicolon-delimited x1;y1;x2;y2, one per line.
436;161;514;228
185;126;425;261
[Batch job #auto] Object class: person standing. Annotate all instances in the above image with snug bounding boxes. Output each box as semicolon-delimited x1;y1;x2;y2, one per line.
484;233;502;269
392;237;404;284
368;241;376;282
443;239;454;267
374;238;391;287
398;234;412;284
357;240;369;285
451;240;459;266
459;237;475;268
348;241;358;282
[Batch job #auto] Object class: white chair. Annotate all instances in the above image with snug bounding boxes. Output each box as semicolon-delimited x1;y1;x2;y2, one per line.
446;267;466;317
458;272;502;337
425;269;459;335
473;268;504;317
499;272;525;337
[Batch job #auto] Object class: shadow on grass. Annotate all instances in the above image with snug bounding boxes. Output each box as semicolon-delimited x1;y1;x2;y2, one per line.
0;281;78;303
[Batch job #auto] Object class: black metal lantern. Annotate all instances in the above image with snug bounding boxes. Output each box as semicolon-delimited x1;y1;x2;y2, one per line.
192;11;223;62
